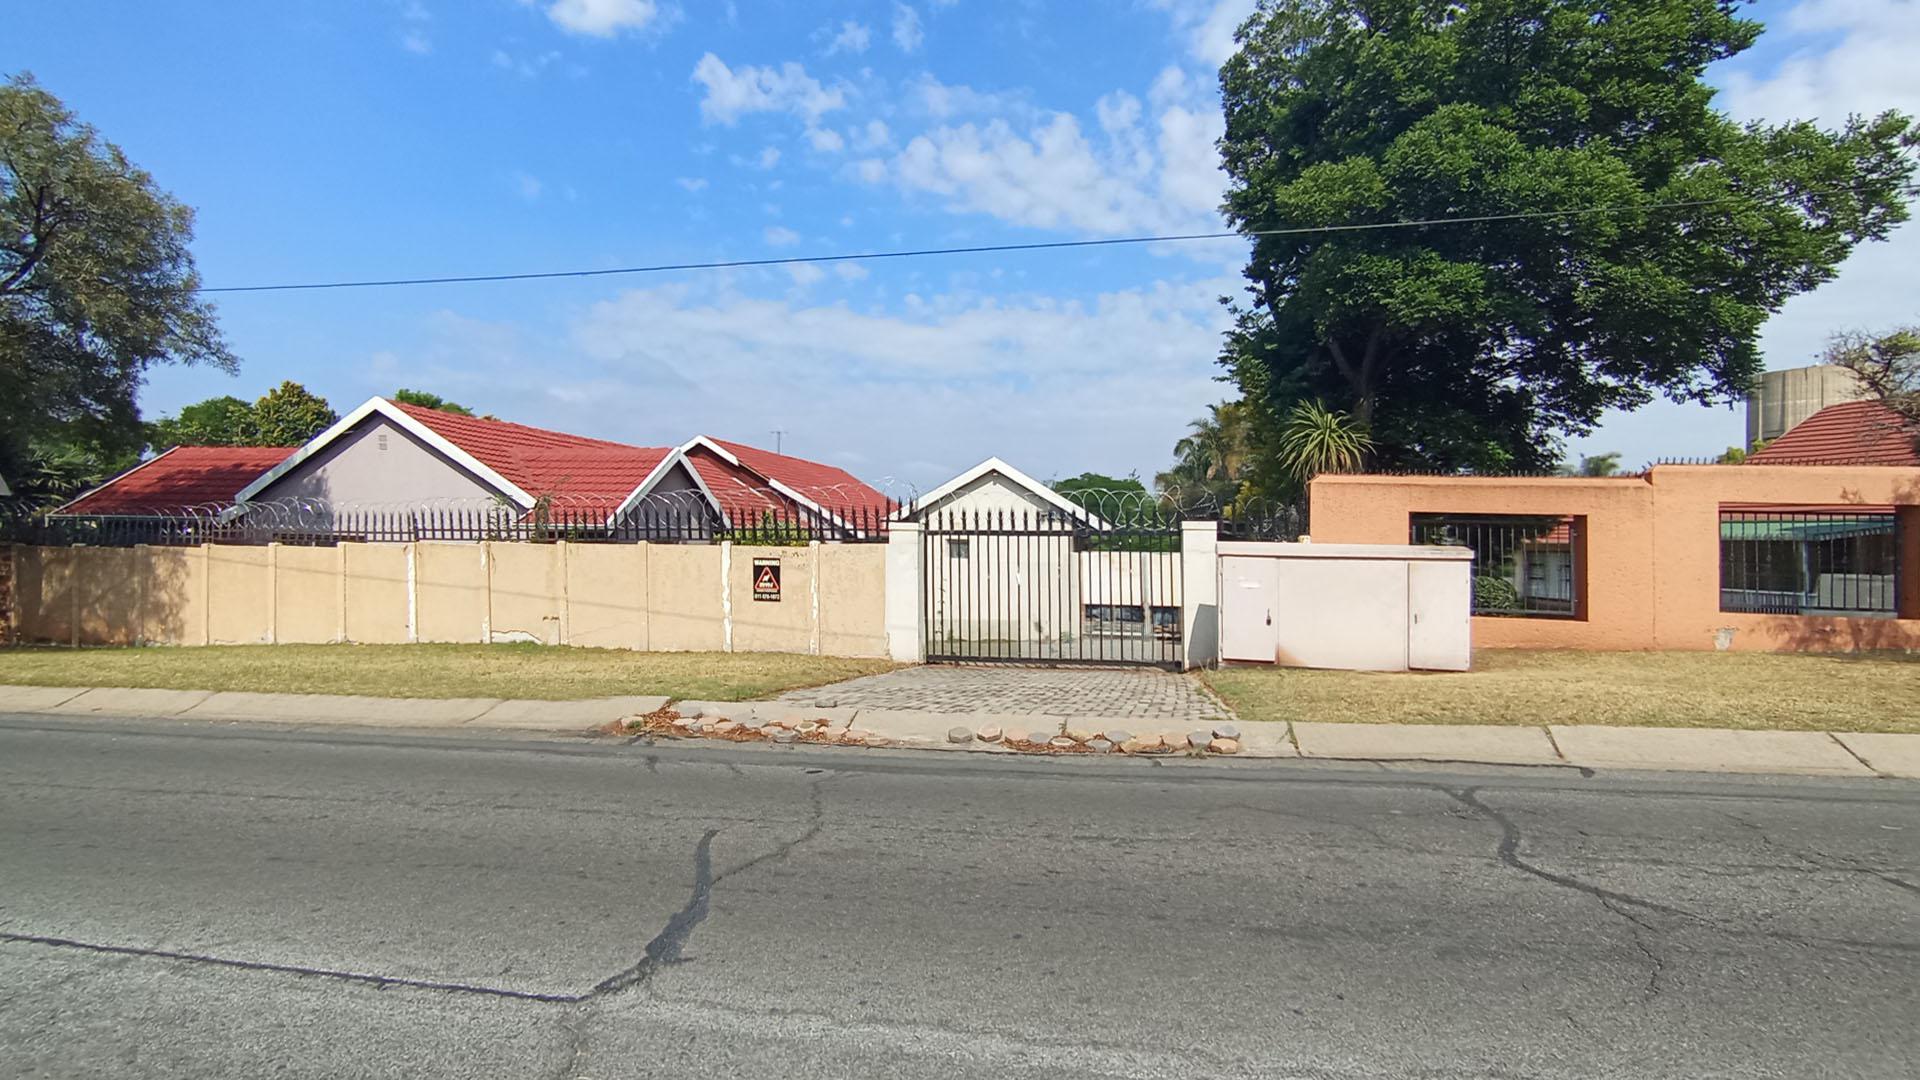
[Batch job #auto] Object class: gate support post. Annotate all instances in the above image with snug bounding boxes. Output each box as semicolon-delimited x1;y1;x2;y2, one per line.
885;521;925;662
1180;520;1220;670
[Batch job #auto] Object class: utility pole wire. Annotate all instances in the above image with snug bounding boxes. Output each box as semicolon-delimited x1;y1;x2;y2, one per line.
198;184;1919;295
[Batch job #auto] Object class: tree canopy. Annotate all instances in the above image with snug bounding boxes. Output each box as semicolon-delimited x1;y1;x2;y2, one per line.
1051;471;1149;500
0;73;235;479
1825;325;1920;439
148;382;337;450
392;388;474;415
1218;0;1918;474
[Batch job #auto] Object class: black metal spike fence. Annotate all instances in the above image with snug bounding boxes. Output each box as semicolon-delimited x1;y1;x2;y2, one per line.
0;491;903;549
2;484;1311;550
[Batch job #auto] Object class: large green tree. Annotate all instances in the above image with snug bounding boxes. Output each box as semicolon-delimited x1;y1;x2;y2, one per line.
1218;0;1918;472
0;73;235;479
392;388;474;415
147;382;337;450
146;395;254;449
245;381;337;445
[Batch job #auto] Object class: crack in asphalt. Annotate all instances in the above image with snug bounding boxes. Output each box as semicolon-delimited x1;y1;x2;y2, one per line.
0;771;837;1014
1441;787;1694;919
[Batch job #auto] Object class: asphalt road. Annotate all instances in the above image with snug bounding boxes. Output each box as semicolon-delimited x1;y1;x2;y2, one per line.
1;713;1916;1079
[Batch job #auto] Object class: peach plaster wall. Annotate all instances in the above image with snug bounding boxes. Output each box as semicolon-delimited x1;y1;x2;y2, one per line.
1309;466;1920;653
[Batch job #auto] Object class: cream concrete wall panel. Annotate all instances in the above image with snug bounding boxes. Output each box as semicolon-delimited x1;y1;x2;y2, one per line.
486;542;564;645
566;543;648;651
415;542;487;644
14;548;74;644
729;545;814;654
206;546;272;644
274;545;344;644
140;546;209;645
73;547;139;646
343;544;411;644
646;545;724;651
818;543;888;657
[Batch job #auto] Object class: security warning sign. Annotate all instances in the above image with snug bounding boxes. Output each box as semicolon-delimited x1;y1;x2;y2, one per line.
752;558;781;602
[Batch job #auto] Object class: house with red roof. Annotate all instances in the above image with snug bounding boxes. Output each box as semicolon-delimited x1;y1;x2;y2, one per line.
54;396;892;540
56;447;298;516
1746;399;1919;467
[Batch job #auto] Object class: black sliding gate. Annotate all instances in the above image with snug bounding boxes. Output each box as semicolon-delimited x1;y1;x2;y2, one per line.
921;508;1183;668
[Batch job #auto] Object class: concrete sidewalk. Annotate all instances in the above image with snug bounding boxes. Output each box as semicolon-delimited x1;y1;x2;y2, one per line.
1;683;1914;778
0;684;668;732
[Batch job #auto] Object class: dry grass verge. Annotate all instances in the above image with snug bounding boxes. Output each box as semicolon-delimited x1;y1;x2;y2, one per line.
0;643;895;702
1203;649;1920;735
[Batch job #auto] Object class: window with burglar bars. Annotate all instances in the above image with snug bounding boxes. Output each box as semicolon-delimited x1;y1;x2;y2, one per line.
1719;510;1899;617
1410;513;1584;618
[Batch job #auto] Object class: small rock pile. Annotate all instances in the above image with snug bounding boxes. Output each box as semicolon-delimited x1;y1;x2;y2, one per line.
622;708;1246;757
623;707;895;748
938;720;1243;756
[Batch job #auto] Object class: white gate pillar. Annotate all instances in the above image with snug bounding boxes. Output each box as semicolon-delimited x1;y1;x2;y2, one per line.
885;521;925;662
1180;520;1220;670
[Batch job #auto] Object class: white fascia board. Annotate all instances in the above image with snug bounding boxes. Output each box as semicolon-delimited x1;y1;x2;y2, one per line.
611;448;732;529
224;397;536;522
894;457;1110;529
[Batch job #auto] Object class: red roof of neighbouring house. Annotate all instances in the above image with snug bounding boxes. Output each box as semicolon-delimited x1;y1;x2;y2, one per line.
1746;400;1920;466
705;437;892;516
390;402;671;504
57;446;294;515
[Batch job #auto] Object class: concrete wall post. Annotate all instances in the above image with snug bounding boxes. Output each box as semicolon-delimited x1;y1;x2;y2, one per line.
1180;520;1220;670
885;522;925;662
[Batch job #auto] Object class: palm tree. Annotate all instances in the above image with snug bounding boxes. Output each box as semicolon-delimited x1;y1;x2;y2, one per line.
1273;400;1372;483
1156;402;1252;502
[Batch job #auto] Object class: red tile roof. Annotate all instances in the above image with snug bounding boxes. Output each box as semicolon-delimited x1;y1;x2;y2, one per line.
704;437;892;517
58;446;293;515
391;402;669;504
1746;400;1920;466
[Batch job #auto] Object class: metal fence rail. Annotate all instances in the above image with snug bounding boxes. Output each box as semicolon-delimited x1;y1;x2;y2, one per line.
1410;513;1583;618
1719;510;1899;616
0;492;899;548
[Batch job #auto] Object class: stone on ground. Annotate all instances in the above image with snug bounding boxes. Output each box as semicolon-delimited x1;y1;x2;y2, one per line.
1048;736;1076;749
1186;730;1212;749
1212;721;1241;740
1102;728;1132;744
947;726;973;744
1209;737;1241;755
1064;727;1096;743
975;723;1003;743
1088;738;1113;753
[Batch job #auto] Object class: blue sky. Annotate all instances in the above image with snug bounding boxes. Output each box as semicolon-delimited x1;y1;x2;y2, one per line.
7;0;1916;491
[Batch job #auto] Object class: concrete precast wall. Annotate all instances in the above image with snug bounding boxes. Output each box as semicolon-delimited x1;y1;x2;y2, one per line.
1310;465;1920;652
5;541;889;658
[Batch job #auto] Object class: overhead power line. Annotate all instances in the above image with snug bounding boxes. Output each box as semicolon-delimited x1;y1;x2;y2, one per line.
200;185;1918;295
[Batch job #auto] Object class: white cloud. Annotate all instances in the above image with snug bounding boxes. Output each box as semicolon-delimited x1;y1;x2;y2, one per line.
873;89;1227;236
553;276;1235;485
819;19;872;56
397;0;431;53
854;119;892;150
833;262;870;281
756;145;781;169
676;176;708;192
1720;0;1920;126
892;3;925;52
492;48;563;78
806;127;846;152
1145;0;1255;66
512;171;544;200
542;0;662;37
853;157;889;184
691;54;849;125
784;263;826;287
763;225;802;246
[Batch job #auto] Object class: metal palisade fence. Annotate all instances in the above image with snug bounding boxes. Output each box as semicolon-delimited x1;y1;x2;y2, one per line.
0;487;902;547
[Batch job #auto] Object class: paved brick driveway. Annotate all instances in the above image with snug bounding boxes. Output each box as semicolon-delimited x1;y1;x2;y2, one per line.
776;664;1231;723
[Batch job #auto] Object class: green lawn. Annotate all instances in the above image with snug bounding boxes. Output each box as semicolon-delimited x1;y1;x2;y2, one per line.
1203;650;1920;735
0;643;895;702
